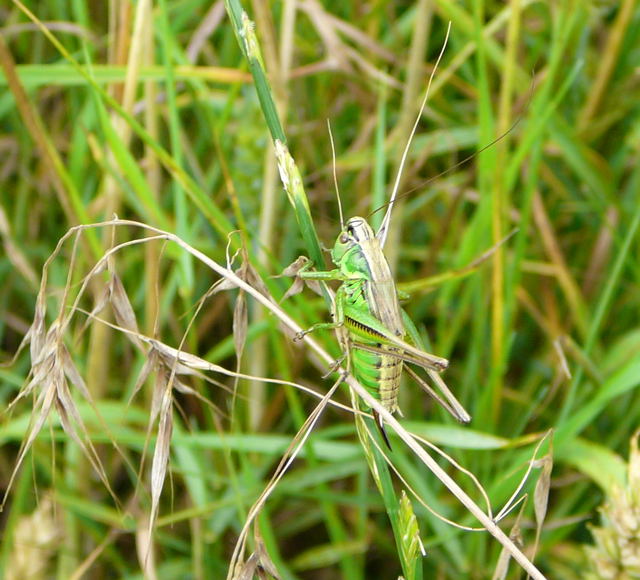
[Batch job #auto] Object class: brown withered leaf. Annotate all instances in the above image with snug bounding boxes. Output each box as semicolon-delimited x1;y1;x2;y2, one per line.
128;349;160;406
276;255;310;277
79;284;110;337
2;335;117;510
233;291;248;363
233;530;281;580
150;339;212;373
109;273;142;349
209;276;238;294
492;503;525;580
276;256;323;298
135;514;157;580
280;276;305;302
302;278;323;298
148;383;174;533
532;445;553;557
236;250;272;300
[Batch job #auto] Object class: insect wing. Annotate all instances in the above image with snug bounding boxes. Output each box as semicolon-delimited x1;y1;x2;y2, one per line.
353;341;448;372
358;236;404;337
342;303;448;371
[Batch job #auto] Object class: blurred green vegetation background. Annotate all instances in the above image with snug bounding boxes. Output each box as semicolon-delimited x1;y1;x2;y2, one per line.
1;0;639;578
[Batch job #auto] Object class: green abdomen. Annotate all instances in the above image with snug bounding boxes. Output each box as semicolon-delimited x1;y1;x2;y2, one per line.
343;280;402;413
349;343;402;413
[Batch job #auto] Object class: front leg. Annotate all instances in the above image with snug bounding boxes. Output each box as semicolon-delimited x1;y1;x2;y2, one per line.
298;264;349;282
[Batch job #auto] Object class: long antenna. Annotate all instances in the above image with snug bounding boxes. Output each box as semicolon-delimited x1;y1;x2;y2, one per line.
327;119;344;229
377;21;452;247
369;75;535;221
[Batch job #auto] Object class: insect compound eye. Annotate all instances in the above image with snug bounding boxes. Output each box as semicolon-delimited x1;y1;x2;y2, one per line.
339;233;349;244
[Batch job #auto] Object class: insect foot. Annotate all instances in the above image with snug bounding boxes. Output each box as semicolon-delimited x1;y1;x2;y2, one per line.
322;354;347;378
293;329;308;342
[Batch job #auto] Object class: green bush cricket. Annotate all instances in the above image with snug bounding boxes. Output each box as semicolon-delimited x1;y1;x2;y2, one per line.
294;32;470;447
295;214;471;447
